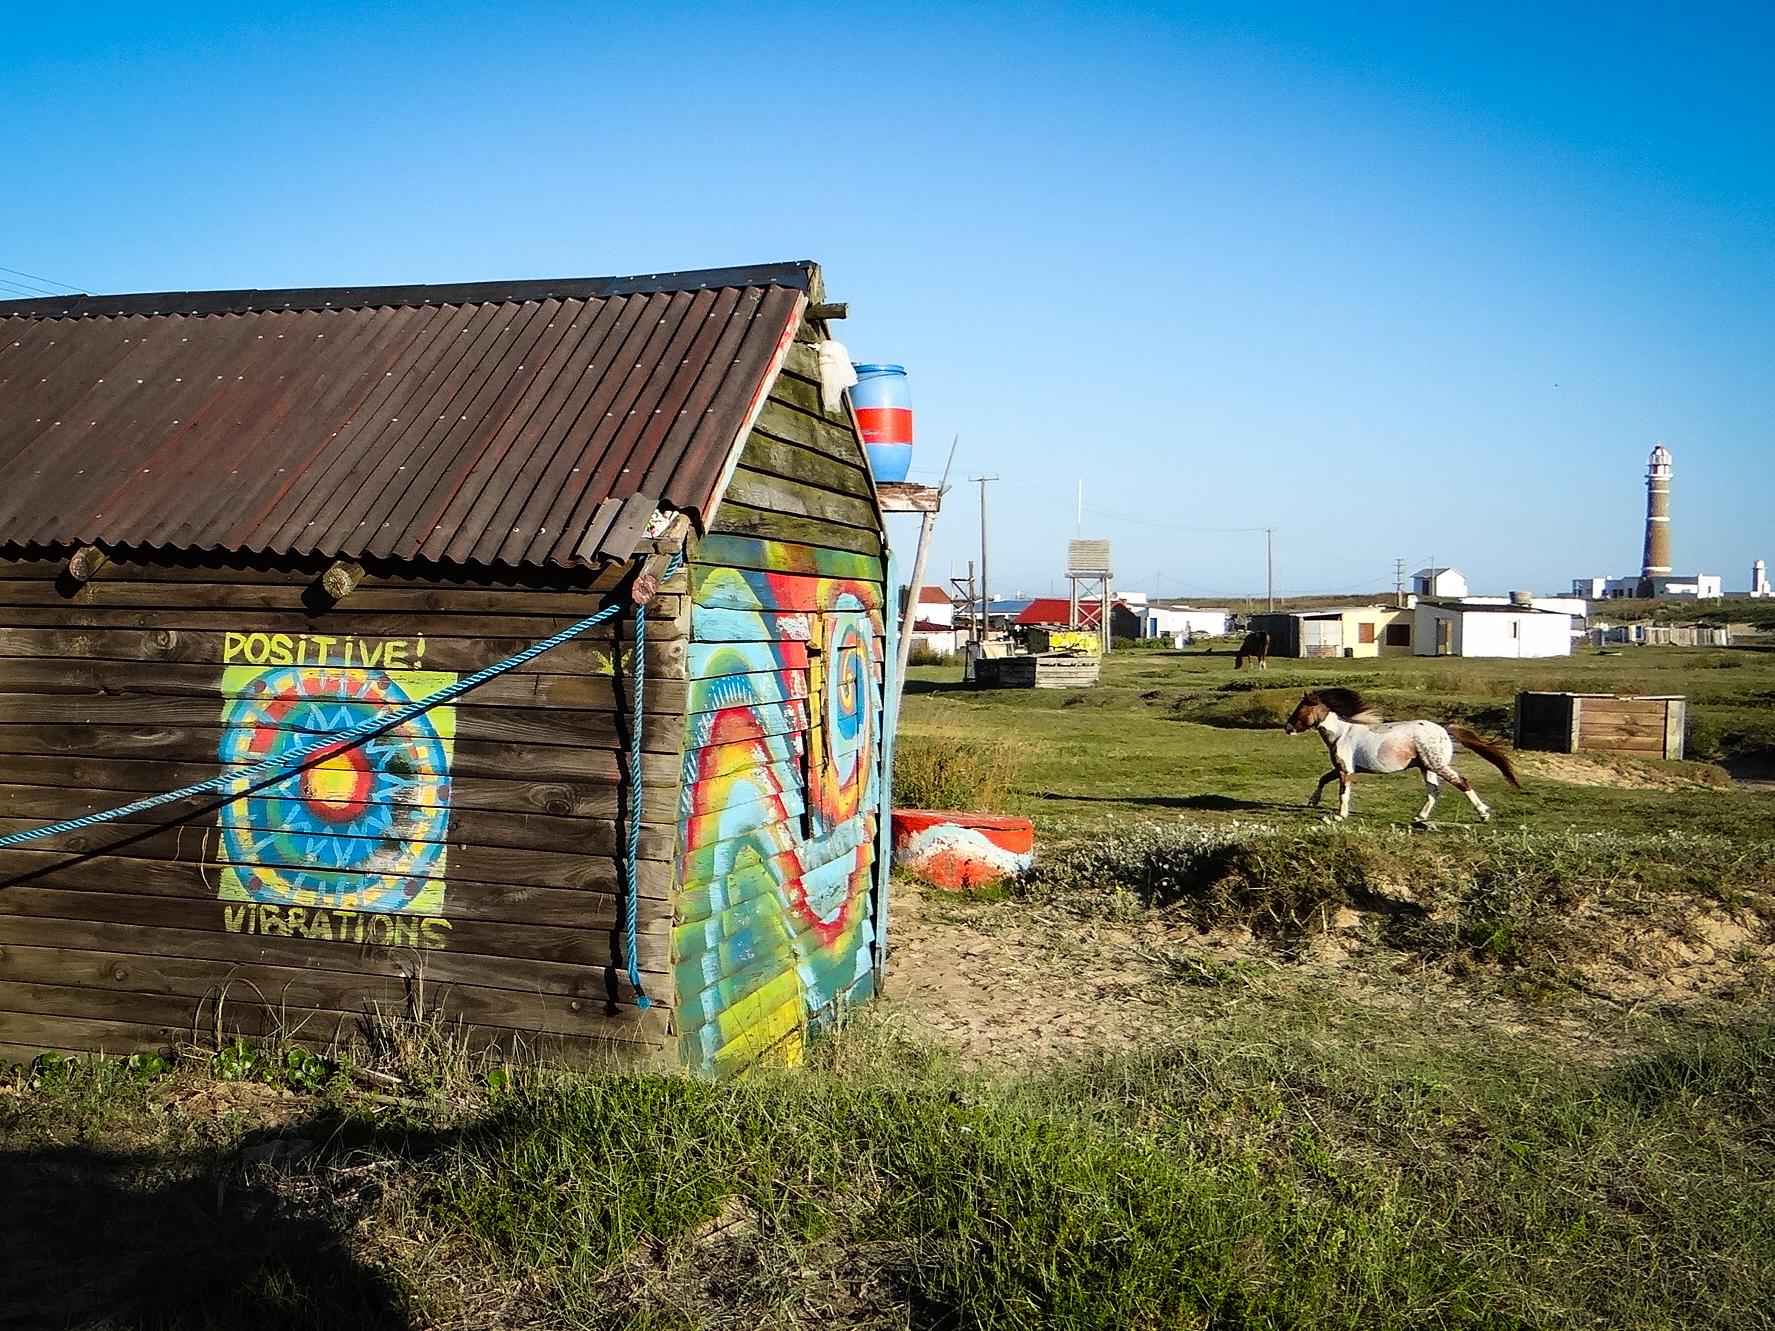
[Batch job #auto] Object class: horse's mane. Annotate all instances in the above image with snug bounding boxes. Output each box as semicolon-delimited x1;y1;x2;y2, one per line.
1314;688;1383;724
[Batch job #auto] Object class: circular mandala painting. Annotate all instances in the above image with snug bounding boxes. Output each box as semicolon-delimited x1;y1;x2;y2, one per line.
216;665;456;914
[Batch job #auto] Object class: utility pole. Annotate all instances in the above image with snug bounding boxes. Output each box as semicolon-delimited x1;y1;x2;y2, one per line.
1265;527;1276;611
1394;559;1406;607
971;475;999;643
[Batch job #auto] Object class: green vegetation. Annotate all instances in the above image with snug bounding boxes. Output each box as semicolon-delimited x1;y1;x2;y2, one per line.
431;1013;1775;1329
899;640;1775;834
3;644;1771;1327
6;1009;1773;1329
1022;820;1775;978
892;731;1025;811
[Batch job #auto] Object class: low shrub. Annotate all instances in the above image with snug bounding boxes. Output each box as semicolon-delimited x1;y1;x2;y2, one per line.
906;641;960;668
1022;822;1775;965
894;732;1023;812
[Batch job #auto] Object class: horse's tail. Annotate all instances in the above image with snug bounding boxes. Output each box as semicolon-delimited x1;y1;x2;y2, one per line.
1448;726;1524;789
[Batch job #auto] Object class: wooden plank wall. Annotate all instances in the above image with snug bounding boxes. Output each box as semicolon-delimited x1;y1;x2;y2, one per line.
0;549;688;1064
674;338;888;1075
1577;697;1686;759
1515;692;1687;760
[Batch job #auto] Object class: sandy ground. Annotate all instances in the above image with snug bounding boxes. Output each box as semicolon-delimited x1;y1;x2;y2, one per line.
879;875;1775;1066
878;882;1186;1061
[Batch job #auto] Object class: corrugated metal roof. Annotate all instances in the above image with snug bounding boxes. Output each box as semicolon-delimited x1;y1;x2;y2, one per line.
0;262;812;569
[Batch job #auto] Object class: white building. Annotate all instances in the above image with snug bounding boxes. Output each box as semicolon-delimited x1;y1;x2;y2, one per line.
1654;574;1723;598
1464;594;1589;617
1414;602;1573;658
904;585;961;655
1574;573;1722;600
1140;605;1229;644
1412;566;1468;598
1752;560;1772;599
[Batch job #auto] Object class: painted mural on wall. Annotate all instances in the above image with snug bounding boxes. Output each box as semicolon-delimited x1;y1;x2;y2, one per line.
214;632;458;945
676;550;883;1072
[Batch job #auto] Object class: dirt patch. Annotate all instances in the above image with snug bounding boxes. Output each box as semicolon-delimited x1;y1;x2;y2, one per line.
883;877;1775;1066
1566;902;1775;1009
881;881;1185;1061
1521;751;1731;791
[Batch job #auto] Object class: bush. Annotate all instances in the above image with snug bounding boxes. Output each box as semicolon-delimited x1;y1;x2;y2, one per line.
906;641;960;668
1022;822;1775;962
894;732;1023;811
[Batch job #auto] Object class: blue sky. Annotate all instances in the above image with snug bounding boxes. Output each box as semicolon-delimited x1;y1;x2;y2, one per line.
5;2;1769;598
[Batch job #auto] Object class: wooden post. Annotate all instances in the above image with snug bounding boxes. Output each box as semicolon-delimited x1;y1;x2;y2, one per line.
319;560;364;600
66;546;109;583
1665;699;1687;760
631;513;693;603
894;508;938;714
874;547;901;987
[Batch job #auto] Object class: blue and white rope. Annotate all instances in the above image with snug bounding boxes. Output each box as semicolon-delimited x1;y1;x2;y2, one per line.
622;551;682;1010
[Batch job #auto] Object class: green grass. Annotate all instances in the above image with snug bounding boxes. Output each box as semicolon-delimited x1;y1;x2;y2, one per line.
2;643;1770;1327
6;980;1774;1329
899;643;1775;837
15;1007;1766;1329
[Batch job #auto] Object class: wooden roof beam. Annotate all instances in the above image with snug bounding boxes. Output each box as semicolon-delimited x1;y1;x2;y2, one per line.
318;559;365;601
65;546;109;583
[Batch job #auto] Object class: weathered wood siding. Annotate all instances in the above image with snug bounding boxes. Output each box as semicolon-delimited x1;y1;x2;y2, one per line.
674;339;888;1074
0;550;687;1064
975;653;1101;689
1514;692;1687;760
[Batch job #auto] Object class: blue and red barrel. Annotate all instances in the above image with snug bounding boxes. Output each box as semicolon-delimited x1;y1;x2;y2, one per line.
849;363;913;482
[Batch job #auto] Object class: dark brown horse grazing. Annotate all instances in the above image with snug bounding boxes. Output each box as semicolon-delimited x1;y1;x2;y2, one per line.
1283;688;1522;823
1235;631;1270;670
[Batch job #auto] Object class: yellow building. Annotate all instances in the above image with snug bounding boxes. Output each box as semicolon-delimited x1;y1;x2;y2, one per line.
1251;606;1414;658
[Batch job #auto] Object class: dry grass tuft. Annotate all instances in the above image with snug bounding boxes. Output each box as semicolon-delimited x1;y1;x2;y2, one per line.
894;731;1024;812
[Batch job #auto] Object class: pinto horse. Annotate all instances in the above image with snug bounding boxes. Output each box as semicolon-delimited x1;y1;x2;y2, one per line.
1235;631;1270;670
1283;688;1522;823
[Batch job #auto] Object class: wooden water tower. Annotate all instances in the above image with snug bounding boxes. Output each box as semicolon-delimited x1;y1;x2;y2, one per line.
1067;539;1113;654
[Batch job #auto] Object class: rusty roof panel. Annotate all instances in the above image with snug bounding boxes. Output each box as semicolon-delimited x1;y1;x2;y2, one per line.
0;263;812;569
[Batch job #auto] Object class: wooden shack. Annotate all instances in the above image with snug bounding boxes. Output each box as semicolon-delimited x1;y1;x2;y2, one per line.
975;653;1101;689
1514;692;1687;760
0;261;892;1075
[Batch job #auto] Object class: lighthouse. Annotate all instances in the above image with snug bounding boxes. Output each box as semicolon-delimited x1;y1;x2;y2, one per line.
1638;443;1673;597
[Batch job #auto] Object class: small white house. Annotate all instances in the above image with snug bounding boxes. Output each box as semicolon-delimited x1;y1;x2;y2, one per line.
1142;605;1229;644
1415;602;1573;658
1412;566;1468;599
905;585;961;655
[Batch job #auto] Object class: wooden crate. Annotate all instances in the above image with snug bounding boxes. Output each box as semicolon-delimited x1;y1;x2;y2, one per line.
975;652;1101;689
1514;692;1687;759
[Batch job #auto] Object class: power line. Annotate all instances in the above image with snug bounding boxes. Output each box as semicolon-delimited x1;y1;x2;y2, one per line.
0;265;85;294
996;477;1270;534
0;276;60;297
